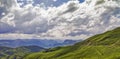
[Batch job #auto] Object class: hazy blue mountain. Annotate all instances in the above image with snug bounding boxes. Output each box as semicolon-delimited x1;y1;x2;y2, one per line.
0;39;80;48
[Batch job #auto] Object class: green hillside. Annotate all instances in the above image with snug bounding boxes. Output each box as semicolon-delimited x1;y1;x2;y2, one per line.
0;46;45;59
23;27;120;59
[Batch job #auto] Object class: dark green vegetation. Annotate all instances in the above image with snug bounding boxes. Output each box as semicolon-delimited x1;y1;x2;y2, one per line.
0;46;45;59
23;27;120;59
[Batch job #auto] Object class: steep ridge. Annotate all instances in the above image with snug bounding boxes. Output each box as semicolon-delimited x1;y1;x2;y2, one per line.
23;27;120;59
77;27;120;46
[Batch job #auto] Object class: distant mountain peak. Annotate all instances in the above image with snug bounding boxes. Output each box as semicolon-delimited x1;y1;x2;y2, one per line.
0;39;79;48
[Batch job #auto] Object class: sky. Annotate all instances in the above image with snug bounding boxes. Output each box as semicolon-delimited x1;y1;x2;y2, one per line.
17;0;85;7
0;0;120;40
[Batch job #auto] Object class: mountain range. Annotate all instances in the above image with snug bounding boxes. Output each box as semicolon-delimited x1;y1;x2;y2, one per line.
1;26;120;59
0;39;79;48
0;39;79;59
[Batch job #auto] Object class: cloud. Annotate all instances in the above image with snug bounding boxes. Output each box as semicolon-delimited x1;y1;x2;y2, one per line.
0;22;14;33
53;0;57;2
0;0;120;40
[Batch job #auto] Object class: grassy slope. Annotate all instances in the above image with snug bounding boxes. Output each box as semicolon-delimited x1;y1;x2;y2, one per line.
0;46;45;59
24;27;120;59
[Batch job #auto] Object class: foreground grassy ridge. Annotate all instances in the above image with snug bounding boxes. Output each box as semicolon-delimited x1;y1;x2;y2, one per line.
24;27;120;59
24;46;120;59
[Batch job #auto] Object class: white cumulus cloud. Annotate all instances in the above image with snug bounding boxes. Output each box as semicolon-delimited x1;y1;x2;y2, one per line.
0;0;120;40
